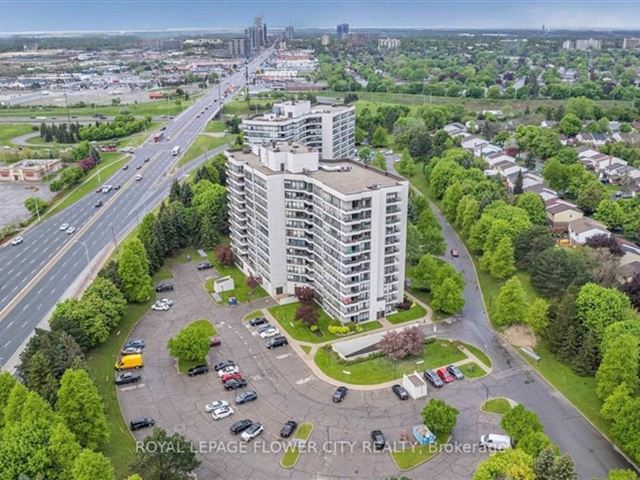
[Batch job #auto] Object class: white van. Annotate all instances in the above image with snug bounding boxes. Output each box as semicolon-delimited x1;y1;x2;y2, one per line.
480;434;514;451
172;145;181;156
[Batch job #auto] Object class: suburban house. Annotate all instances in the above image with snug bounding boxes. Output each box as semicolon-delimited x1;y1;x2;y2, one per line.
540;120;557;129
568;217;610;245
460;135;489;152
546;199;584;230
617;253;640;284
483;152;516;167
443;122;467;137
576;132;609;147
0;159;62;182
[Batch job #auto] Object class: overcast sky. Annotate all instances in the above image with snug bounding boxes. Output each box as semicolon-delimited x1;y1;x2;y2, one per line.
4;0;640;33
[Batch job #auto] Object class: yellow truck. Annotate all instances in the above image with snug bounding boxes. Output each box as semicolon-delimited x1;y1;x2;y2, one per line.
114;353;143;371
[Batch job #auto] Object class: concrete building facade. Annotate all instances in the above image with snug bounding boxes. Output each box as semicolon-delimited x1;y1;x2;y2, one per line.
225;142;409;324
241;100;356;160
0;159;62;182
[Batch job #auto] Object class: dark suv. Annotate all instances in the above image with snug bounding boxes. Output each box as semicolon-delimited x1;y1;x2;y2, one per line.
155;283;174;293
371;430;386;450
266;336;288;349
249;316;268;327
423;369;444;388
230;419;253;435
188;365;209;377
130;417;155;431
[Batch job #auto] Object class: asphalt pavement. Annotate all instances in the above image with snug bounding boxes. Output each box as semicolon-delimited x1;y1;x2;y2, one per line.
0;48;274;369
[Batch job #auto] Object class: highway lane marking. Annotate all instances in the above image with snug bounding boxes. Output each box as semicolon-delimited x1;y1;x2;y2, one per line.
62;274;68;280
36;304;42;310
30;258;36;265
0;296;6;304
5;320;14;328
7;269;13;275
36;288;43;295
21;303;30;311
0;285;5;290
2;340;11;348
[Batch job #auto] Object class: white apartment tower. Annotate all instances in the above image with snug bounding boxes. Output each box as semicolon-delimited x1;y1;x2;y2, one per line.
226;142;409;324
241;100;356;160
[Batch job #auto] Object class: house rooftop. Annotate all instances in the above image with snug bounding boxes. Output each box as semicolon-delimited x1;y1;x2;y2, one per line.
569;217;608;235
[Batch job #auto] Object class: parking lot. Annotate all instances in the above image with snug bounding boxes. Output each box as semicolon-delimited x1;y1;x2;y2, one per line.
119;260;503;479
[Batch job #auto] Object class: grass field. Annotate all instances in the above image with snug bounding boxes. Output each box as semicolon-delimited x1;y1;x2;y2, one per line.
0;99;194;118
204;255;268;305
175;320;217;373
268;302;339;343
406;287;448;322
44;153;128;219
314;339;468;385
391;433;448;470
0;123;34;146
223;99;272;116
205;120;227;133
459;361;486;379
176;133;231;168
482;398;513;415
462;343;493;369
280;423;313;469
386;304;427;324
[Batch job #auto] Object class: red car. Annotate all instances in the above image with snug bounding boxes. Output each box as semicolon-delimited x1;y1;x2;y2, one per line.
436;368;455;384
221;372;242;383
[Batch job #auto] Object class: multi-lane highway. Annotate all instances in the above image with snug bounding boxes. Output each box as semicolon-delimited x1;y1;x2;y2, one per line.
0;48;273;369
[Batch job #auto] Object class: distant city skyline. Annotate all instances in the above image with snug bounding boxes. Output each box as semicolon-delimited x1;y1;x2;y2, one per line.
4;1;640;34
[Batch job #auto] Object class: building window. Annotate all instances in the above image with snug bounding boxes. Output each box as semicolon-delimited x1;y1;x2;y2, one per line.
276;287;283;295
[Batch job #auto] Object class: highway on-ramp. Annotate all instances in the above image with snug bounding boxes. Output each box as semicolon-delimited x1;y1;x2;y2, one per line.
0;48;273;369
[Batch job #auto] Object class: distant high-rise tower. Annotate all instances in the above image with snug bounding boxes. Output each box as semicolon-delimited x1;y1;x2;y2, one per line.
285;26;294;39
337;23;349;40
321;33;330;46
246;16;267;54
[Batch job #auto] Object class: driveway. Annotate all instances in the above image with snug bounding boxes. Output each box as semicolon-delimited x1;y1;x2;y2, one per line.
119;260;504;480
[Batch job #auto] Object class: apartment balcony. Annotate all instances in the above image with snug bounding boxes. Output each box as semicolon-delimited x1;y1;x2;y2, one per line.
385;236;399;246
387;195;401;204
385;206;401;215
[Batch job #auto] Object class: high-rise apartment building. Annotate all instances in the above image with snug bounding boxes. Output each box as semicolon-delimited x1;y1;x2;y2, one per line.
285;26;295;39
337;23;350;40
226;142;408;324
321;33;330;46
228;38;248;58
245;16;267;53
241;100;356;160
575;38;602;51
623;37;640;49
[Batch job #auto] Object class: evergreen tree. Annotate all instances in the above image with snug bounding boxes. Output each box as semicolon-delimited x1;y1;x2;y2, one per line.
117;238;153;303
533;447;557;480
169;179;182;203
573;330;600;375
180;181;193;207
198;214;219;249
551;454;578;480
513;170;524;194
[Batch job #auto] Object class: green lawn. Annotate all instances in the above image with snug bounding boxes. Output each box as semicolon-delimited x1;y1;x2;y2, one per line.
176;134;231;168
360;320;383;332
406;287;448;322
482;398;513;415
205;120;226;133
314;339;468;385
459;361;486;379
387;304;427;324
280;423;313;469
223;99;272;116
0;99;193;118
391;433;448;470
462;343;493;369
25;135;76;147
300;345;311;354
268;302;339;343
154;265;173;281
44;154;128;219
203;256;267;305
0;123;34;146
175;320;217;373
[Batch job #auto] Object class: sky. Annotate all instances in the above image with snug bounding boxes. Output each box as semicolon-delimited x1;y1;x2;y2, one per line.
4;0;640;33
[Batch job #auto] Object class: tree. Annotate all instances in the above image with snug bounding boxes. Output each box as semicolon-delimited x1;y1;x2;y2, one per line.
56;369;109;449
24;196;49;216
395;148;416;176
549;454;578;480
72;450;115;480
513;170;524;194
432;276;465;314
443;182;464;220
621;274;640;310
514;226;555;270
371;126;388;147
533;447;557;480
118;238;153;302
138;213;164;273
577;181;606;214
500;404;543;441
489;236;517;279
415;208;445;256
595;199;625;230
525;298;549;334
132;428;201;480
608;395;640;463
607;470;639;480
410;254;442;291
421;398;459;436
518;431;557;459
559;113;582;137
530;248;588;298
516;192;547;225
494;276;528;327
473;449;535;480
371;151;387;170
167;322;211;363
596;334;639;401
576;283;631;340
295;303;318;326
573;329;601;376
215;244;235;266
294;286;315;303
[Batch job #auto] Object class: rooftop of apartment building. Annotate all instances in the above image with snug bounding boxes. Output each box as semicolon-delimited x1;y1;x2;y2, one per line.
227;143;405;195
245;99;353;122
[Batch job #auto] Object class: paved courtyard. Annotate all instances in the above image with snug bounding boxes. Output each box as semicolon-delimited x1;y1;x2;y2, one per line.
119;261;502;480
0;182;55;228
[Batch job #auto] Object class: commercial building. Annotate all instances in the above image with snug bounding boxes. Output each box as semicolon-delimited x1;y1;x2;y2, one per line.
0;159;62;182
337;23;350;40
241;100;356;160
225;141;409;324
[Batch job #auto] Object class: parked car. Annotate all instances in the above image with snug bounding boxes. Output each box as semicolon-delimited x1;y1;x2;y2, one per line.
158;298;173;306
214;360;235;371
229;419;253;435
115;372;141;385
224;378;248;390
240;422;264;441
155;283;174;293
371;430;386;450
188;365;209;377
205;400;229;413
450;248;460;257
436;368;455;384
235;391;258;405
10;236;23;246
333;386;348;403
211;406;234;420
210;336;222;347
480;434;513;451
259;327;280;339
217;365;240;377
391;384;409;400
256;323;273;334
130;418;155;431
249;317;268;327
197;262;213;270
423;369;444;388
151;302;170;311
125;339;145;350
221;372;242;383
121;346;142;355
447;364;465;380
266;336;288;349
280;420;298;438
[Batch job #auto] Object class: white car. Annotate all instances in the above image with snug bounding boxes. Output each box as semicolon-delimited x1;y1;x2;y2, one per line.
259;327;280;339
10;236;23;246
240;423;264;441
66;227;76;235
151;302;170;311
217;365;240;377
211;406;234;420
135;174;143;181
205;400;229;413
59;223;69;231
158;298;174;306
